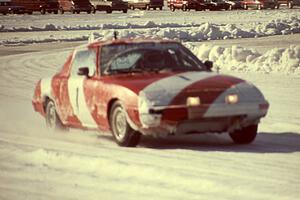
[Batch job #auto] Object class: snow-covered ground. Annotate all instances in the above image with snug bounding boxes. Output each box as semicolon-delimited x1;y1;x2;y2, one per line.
0;9;300;200
1;9;300;45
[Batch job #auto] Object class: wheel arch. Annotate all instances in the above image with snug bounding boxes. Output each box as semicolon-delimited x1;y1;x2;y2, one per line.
107;98;139;131
107;98;119;127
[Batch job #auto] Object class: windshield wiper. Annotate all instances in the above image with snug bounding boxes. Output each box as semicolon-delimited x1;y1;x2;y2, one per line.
106;67;143;75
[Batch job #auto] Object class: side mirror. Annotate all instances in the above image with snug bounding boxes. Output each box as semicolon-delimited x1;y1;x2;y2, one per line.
204;60;213;71
77;67;89;77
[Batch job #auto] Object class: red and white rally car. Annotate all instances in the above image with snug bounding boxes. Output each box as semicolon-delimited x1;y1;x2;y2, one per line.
32;38;269;147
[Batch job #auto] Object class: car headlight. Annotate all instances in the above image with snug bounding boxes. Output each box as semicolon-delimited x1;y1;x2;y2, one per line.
225;94;238;104
186;97;201;107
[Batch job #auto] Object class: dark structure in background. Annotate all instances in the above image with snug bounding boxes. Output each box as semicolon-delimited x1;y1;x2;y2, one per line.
91;0;128;13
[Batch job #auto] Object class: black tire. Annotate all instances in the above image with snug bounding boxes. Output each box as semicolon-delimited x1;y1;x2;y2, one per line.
59;7;64;14
106;8;112;13
229;125;258;144
76;11;80;14
130;5;134;10
159;6;162;10
53;10;58;14
41;8;46;15
276;4;280;9
182;4;187;11
146;4;150;10
45;100;67;131
170;5;175;12
123;9;127;13
110;101;141;147
288;1;293;9
243;4;248;10
257;4;262;10
228;4;233;10
27;11;33;15
91;6;96;13
87;10;91;14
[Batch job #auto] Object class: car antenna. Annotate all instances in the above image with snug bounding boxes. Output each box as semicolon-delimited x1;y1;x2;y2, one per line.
88;32;95;43
113;31;118;40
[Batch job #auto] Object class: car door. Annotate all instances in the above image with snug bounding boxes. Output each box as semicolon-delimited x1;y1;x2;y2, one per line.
68;49;99;129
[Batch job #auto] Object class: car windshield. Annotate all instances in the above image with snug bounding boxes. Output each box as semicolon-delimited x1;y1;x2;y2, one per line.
100;42;205;75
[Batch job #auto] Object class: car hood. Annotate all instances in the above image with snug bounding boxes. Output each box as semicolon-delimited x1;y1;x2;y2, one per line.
105;71;261;105
138;71;248;106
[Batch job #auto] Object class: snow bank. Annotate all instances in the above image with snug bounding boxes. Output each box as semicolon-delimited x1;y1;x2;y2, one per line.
191;44;300;74
1;16;300;45
0;21;200;32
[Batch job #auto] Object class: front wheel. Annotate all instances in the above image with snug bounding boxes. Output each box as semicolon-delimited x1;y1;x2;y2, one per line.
229;125;258;144
106;8;112;13
110;101;141;147
45;100;67;131
257;4;262;10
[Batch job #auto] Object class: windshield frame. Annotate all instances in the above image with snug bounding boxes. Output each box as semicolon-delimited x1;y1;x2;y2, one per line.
99;42;206;76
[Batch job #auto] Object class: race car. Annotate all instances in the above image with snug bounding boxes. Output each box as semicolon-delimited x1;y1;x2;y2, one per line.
32;38;269;147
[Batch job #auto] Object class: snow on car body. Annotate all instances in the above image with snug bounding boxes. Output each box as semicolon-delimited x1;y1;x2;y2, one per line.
32;38;269;147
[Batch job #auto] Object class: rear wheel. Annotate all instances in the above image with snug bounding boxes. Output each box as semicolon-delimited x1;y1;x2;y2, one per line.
159;6;162;10
91;6;96;13
45;100;67;131
40;8;46;15
110;101;141;147
59;7;64;14
288;1;293;9
123;9;127;13
229;125;258;144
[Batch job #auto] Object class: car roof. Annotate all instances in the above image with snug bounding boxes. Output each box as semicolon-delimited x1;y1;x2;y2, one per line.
82;38;177;50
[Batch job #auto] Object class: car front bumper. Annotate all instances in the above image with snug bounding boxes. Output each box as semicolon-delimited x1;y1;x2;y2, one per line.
137;102;269;137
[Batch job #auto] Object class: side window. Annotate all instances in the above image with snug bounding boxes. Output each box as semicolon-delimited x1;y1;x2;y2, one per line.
71;50;97;77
